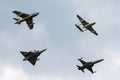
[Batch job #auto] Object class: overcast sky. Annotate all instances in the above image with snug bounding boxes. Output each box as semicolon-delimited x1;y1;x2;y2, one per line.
0;0;120;80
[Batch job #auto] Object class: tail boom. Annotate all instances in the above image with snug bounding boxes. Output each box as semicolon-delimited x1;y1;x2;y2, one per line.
75;24;84;32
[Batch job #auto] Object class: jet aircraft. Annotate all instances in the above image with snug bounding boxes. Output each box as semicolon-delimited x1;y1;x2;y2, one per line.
76;57;104;74
20;49;47;66
12;10;39;29
75;15;98;36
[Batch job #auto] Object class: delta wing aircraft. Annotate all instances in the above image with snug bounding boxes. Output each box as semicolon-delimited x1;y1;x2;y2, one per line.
75;15;98;36
76;57;104;74
20;49;47;66
12;10;39;29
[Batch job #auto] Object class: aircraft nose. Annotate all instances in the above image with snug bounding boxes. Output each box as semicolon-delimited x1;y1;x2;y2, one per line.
100;59;104;61
97;59;104;63
43;49;47;51
40;49;47;53
36;12;39;15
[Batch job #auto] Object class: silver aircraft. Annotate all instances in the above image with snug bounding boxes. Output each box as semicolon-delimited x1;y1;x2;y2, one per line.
76;58;104;74
20;49;47;66
75;15;98;36
13;10;39;29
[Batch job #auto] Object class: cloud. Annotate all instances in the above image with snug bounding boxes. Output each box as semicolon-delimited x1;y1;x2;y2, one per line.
0;0;120;80
0;65;29;80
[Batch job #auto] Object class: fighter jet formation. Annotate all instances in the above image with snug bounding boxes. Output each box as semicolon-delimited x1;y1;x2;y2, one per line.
75;15;98;36
76;57;104;74
13;10;39;29
20;49;47;65
11;9;105;80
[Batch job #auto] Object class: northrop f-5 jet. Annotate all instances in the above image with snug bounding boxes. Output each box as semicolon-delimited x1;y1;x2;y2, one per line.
20;49;47;66
75;15;98;36
12;10;39;29
76;58;104;74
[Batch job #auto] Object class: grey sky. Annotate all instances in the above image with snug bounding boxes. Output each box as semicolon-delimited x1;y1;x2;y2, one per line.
0;0;120;80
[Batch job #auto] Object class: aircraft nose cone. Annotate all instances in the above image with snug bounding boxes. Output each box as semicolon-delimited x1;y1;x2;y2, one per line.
40;49;47;53
98;59;104;63
36;12;39;15
43;49;47;51
100;59;104;61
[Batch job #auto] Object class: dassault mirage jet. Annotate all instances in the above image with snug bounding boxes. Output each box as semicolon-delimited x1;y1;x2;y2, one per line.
20;49;47;66
75;15;98;36
76;58;104;74
12;10;39;29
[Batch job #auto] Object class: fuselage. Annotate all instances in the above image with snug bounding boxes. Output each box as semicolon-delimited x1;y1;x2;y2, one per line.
83;22;96;29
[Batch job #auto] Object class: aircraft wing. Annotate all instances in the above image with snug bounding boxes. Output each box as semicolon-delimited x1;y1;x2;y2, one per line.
20;51;29;57
13;10;30;18
26;18;34;29
87;67;94;73
76;15;89;26
78;59;86;65
92;30;98;36
28;56;38;65
87;27;98;36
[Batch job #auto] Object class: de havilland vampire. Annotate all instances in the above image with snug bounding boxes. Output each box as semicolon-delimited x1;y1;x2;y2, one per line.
20;49;47;66
75;15;98;36
12;10;39;29
76;58;104;74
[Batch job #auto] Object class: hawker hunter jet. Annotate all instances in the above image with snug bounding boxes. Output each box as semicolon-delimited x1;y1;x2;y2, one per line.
76;58;104;74
75;15;98;36
20;49;47;66
12;10;39;29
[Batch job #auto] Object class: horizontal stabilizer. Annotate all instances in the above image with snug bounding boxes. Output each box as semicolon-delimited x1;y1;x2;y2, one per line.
76;65;84;72
13;18;19;21
75;24;83;32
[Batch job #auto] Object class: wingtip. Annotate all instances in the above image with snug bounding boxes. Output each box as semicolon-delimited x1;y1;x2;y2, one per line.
78;57;83;61
76;14;79;17
12;10;17;13
19;51;22;53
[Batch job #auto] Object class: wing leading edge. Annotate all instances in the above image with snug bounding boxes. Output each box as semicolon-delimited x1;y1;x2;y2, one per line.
13;11;29;18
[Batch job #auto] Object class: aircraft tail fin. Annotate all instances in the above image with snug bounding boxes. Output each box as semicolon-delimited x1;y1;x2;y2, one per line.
76;65;84;72
75;24;83;32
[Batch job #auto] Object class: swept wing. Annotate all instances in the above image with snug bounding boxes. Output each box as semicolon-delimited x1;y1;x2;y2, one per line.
78;58;87;65
12;11;29;18
87;67;94;73
26;18;34;29
76;15;89;26
28;56;38;65
20;51;30;57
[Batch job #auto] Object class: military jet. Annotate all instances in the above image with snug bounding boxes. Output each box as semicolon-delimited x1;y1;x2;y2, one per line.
12;10;39;29
75;15;98;36
76;57;104;74
20;49;47;66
